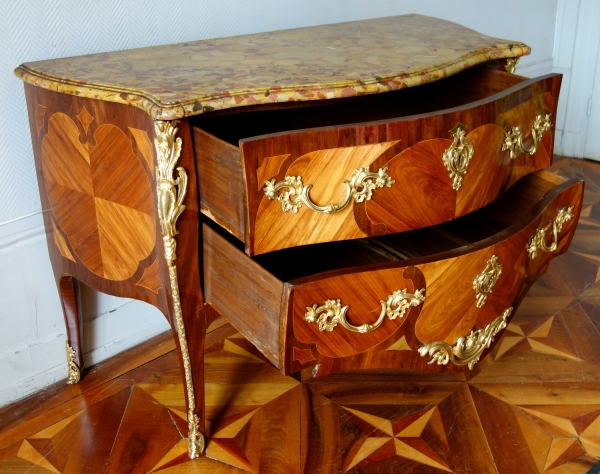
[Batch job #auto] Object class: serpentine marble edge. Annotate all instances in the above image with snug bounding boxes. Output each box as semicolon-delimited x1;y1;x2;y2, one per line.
15;14;530;120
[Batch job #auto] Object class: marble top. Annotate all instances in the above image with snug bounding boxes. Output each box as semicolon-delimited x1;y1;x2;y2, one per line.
15;14;530;120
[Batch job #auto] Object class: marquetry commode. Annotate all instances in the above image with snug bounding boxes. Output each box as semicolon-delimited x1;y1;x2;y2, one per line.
16;15;583;458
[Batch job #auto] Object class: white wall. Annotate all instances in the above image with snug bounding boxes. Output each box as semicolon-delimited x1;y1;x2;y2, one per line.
552;0;600;159
581;1;600;161
0;0;559;406
584;43;600;161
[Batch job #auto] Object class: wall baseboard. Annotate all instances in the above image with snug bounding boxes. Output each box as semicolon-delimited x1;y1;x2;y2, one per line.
0;357;68;408
83;306;172;368
0;213;170;407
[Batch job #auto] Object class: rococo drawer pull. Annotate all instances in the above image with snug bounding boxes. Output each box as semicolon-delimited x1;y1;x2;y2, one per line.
264;167;394;214
527;206;574;259
442;123;474;191
304;288;425;333
473;255;503;308
502;113;553;160
418;307;512;369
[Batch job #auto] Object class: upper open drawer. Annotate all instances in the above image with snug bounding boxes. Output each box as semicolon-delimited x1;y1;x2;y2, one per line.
193;67;562;256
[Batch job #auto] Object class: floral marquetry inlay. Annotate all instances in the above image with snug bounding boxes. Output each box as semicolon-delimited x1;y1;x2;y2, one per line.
76;106;94;134
52;221;76;263
41;110;155;281
35;104;46;136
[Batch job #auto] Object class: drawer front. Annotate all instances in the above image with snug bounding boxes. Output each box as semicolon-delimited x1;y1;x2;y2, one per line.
240;74;561;255
286;176;582;374
291;266;426;359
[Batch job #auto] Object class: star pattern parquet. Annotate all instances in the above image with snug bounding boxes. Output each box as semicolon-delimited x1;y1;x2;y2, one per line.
1;159;600;473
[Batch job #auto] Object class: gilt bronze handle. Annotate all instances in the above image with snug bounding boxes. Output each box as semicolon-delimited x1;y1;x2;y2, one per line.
264;167;394;215
527;206;574;259
502;114;553;160
304;288;425;334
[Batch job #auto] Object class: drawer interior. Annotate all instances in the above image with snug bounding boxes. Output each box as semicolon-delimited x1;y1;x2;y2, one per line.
191;66;526;146
249;169;565;282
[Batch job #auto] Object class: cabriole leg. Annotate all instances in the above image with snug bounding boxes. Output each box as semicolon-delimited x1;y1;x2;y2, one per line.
154;119;205;458
59;275;83;384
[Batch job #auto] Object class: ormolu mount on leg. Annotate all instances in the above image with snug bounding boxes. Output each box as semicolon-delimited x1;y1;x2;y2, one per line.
154;120;204;458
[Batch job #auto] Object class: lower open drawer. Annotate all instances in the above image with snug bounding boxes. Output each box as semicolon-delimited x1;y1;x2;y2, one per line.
203;169;583;376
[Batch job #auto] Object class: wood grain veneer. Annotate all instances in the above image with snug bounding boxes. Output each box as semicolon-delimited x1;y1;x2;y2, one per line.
203;169;583;375
192;68;561;255
194;127;245;240
203;224;284;367
42;110;155;281
17;16;581;464
295;173;584;379
3;167;600;474
25;84;165;309
23;84;207;435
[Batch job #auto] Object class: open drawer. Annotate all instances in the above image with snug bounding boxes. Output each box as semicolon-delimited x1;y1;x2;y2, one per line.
203;169;583;376
194;66;562;255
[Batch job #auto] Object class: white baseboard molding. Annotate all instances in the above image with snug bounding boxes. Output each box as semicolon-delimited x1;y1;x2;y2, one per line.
0;331;67;406
83;306;171;367
0;212;45;253
0;363;68;407
0;317;171;407
0;212;171;407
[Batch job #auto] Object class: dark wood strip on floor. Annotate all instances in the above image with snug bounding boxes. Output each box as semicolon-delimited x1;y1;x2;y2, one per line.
1;158;600;473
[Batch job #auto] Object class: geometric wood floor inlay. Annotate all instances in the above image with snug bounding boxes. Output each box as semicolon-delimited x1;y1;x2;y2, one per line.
1;158;600;472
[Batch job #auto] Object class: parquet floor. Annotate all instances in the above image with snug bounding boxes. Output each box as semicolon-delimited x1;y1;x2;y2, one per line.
1;158;600;473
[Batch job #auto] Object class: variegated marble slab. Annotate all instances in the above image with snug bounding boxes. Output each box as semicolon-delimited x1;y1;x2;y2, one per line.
15;15;529;120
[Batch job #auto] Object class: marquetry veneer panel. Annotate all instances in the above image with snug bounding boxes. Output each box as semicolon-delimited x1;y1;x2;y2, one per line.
41;109;155;281
204;168;583;375
194;67;561;255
